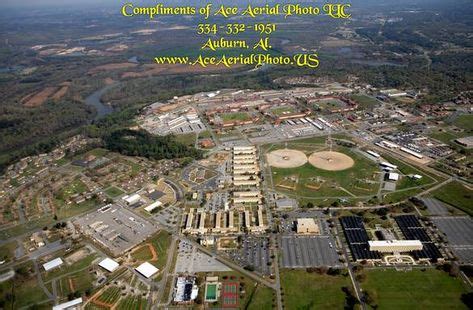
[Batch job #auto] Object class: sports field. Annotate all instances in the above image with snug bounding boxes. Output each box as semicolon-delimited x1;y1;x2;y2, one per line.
360;269;470;309
267;145;380;198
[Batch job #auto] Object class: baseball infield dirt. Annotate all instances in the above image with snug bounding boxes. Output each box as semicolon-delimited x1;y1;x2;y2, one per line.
308;151;354;171
267;149;308;168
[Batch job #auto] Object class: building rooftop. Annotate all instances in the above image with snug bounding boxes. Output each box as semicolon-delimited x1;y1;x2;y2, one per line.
99;258;119;272
135;262;159;278
43;258;64;271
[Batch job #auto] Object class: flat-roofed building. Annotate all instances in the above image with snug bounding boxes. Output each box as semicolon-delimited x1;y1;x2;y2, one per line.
135;262;159;278
296;218;320;235
43;258;64;271
99;258;119;272
198;212;206;233
185;209;194;230
233;175;259;181
244;210;251;228
228;211;234;228
233;191;260;197
456;136;473;148
368;240;423;253
233;180;260;187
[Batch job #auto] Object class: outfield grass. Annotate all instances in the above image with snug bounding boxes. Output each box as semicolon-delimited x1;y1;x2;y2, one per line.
131;230;172;269
430;181;473;216
361;269;470;309
270;147;380;198
280;270;351;309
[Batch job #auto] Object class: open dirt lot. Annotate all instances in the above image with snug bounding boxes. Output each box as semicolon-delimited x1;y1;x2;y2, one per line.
266;149;308;168
308;151;354;171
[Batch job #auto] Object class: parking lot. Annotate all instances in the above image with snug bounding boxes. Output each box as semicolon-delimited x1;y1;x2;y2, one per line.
421;198;449;215
228;237;271;275
175;241;231;273
281;235;340;268
74;204;157;256
433;216;473;263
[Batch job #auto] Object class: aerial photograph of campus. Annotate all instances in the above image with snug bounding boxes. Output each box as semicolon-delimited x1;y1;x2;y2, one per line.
0;0;472;309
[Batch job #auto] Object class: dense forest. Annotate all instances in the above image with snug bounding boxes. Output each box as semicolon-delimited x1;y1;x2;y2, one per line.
104;129;203;160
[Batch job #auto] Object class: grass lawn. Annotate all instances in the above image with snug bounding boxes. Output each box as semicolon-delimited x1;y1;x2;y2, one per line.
0;241;18;263
58;271;95;298
104;186;125;198
453;114;473;131
0;278;49;309
221;112;251;122
430;181;473;216
246;284;275;310
60;179;88;198
361;269;470;309
271;106;296;116
280;269;352;309
55;198;101;219
43;251;98;282
351;94;380;110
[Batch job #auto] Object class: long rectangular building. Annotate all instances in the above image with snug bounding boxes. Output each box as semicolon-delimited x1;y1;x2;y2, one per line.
368;240;423;253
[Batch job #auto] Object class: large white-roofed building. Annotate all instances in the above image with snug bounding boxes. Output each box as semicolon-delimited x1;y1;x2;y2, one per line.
99;258;119;272
135;262;159;278
368;240;423;253
43;258;64;271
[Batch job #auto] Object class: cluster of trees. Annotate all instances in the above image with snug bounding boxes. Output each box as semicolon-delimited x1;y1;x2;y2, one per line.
104;129;202;161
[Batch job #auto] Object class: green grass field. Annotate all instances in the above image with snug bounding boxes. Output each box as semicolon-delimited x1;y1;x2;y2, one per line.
271;106;296;116
0;241;18;263
351;94;380;110
361;269;470;309
104;186;125;198
430;181;473;216
246;284;274;310
221;112;251;122
453;114;473;131
280;270;352;309
0;277;49;309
